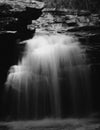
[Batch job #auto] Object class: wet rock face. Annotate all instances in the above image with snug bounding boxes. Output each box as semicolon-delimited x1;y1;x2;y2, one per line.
0;1;44;65
0;1;44;119
0;1;44;70
0;1;44;76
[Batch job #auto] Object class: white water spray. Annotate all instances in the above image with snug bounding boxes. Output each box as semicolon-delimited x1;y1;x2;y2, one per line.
5;34;90;118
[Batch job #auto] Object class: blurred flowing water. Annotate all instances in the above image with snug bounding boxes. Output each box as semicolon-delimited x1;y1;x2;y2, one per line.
4;10;100;119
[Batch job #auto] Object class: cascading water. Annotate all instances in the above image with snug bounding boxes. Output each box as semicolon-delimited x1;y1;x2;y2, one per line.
5;34;91;119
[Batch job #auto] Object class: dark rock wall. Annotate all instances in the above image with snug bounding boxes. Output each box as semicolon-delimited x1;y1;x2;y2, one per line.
0;1;43;120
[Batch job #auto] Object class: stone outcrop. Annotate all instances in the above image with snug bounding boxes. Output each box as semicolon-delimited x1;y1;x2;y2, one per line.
0;0;44;32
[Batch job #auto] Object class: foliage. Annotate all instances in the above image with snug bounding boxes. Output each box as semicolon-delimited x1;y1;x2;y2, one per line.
37;0;100;12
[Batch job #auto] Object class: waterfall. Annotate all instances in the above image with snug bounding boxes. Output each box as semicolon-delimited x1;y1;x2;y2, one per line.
5;34;91;119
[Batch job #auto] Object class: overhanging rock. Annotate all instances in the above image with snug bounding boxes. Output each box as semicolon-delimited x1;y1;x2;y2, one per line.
0;0;45;32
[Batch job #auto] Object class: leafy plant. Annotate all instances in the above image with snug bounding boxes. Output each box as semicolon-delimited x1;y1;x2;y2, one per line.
38;0;100;12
